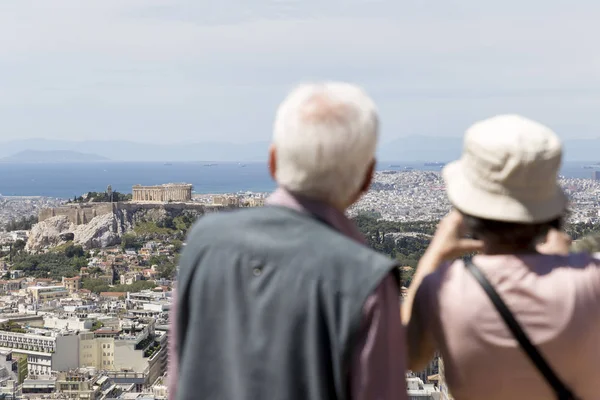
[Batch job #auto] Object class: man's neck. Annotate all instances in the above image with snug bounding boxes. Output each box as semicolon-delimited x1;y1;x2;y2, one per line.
284;189;347;213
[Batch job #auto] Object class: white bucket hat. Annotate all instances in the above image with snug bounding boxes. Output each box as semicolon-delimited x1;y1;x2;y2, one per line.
442;114;568;223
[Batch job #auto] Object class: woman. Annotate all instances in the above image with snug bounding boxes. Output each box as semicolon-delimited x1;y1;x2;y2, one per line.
404;115;600;400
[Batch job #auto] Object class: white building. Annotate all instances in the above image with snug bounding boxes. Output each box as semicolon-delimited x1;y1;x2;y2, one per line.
9;231;28;242
27;286;69;303
44;315;93;331
79;320;167;386
0;330;79;376
406;376;441;400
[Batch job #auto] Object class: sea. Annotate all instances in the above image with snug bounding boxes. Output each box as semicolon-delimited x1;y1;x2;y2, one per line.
0;161;597;198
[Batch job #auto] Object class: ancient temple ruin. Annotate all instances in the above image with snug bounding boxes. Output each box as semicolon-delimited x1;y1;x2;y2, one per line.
132;183;193;203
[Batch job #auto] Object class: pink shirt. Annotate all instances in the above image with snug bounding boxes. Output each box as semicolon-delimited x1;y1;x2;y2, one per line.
168;188;407;400
417;252;600;400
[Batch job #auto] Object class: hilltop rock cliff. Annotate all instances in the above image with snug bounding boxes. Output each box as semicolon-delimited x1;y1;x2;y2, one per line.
27;203;213;251
74;213;121;249
26;216;73;251
26;213;122;252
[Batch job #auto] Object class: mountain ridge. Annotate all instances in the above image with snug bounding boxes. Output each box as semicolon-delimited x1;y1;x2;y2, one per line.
0;137;598;162
0;150;110;163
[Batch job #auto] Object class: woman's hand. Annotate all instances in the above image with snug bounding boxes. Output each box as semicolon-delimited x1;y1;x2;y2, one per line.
426;210;484;262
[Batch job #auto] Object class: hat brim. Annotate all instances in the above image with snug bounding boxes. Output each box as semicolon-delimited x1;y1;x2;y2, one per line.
442;160;568;223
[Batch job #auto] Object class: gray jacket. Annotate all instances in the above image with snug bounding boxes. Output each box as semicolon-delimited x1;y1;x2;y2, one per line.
175;206;398;400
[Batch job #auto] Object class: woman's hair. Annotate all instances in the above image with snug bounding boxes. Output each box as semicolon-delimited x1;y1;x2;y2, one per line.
461;212;564;247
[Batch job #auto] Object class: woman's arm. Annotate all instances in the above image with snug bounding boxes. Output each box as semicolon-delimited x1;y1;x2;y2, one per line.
403;252;442;371
402;211;483;371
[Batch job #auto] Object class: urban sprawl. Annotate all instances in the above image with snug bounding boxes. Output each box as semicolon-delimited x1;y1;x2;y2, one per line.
0;170;598;399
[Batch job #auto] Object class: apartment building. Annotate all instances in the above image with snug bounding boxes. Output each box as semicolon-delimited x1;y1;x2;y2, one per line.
129;302;170;319
43;315;93;331
120;273;142;286
0;331;79;376
0;280;21;295
406;376;441;399
27;286;69;303
62;276;82;294
0;349;19;385
79;321;167;386
55;370;121;399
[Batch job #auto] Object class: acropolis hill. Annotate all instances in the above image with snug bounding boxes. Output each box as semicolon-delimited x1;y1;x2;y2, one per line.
38;184;199;226
29;183;235;251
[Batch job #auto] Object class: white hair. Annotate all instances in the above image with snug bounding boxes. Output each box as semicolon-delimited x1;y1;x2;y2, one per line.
273;82;379;207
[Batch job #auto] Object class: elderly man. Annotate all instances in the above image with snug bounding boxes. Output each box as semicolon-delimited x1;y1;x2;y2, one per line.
169;82;408;400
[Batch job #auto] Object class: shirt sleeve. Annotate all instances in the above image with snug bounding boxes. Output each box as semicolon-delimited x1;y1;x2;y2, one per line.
350;273;408;400
167;289;178;400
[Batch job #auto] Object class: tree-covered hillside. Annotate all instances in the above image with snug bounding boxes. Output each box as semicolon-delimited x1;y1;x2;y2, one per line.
353;212;600;286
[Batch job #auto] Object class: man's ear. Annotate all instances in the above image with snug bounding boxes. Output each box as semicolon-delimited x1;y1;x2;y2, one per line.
360;159;376;193
268;144;277;181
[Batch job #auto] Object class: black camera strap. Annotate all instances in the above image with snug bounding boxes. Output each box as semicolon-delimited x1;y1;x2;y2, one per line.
465;260;578;400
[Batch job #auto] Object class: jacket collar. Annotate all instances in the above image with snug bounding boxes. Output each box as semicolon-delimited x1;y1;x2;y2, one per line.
265;188;367;245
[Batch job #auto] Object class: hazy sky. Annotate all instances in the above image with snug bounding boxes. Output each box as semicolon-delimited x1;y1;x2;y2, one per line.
0;0;599;144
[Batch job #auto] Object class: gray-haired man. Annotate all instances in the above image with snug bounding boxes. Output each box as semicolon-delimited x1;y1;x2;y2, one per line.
169;82;408;400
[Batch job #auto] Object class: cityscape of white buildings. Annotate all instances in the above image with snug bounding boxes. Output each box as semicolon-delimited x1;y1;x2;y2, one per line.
0;282;170;399
350;171;600;223
0;238;174;399
0;197;64;233
1;172;600;398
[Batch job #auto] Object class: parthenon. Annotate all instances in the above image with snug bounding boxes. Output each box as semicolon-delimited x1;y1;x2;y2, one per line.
132;183;193;203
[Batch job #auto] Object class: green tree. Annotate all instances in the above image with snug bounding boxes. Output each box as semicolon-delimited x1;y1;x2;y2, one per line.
82;279;110;293
63;244;85;258
121;233;142;251
13;240;26;252
171;240;183;253
353;214;433;268
4;215;38;231
11;242;90;279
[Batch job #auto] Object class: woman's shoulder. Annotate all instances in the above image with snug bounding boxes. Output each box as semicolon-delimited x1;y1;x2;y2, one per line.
420;252;600;294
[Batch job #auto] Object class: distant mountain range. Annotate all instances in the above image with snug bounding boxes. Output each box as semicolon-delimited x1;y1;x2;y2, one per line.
0;150;109;163
0;137;598;162
0;139;268;163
